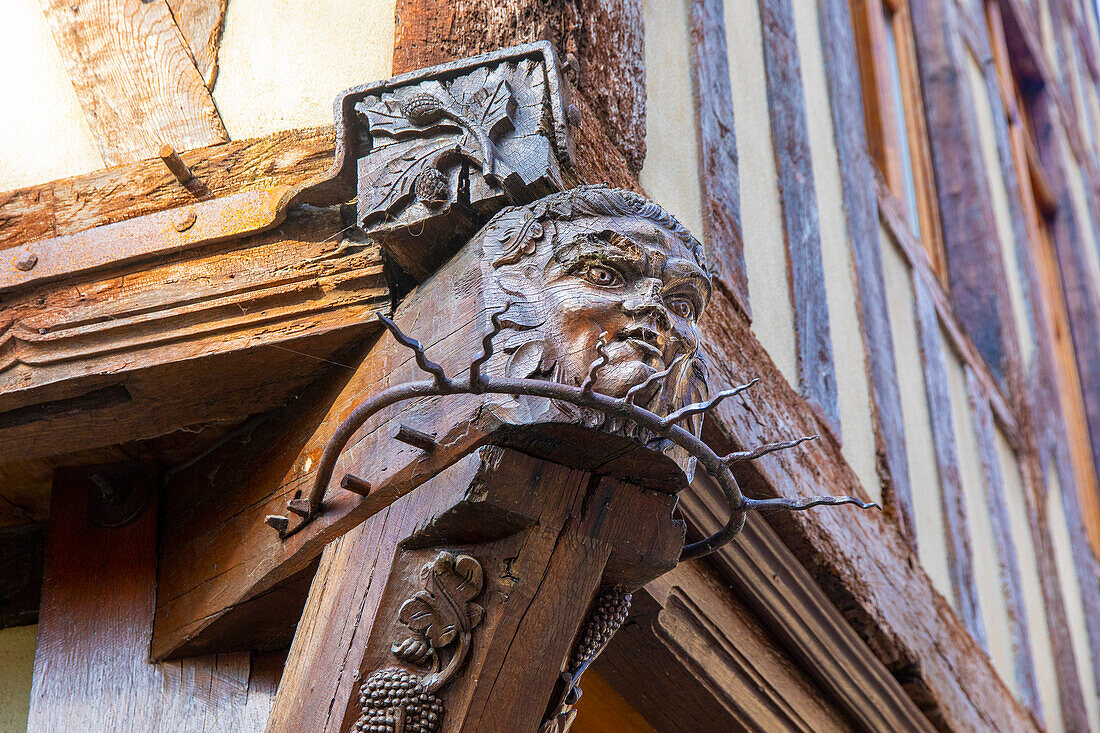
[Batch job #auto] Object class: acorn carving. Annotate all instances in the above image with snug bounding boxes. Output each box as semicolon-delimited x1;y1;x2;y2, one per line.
414;168;449;208
401;93;446;126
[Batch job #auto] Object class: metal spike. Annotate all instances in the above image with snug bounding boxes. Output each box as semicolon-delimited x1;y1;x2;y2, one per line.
623;353;688;406
287;498;312;517
470;303;512;390
264;514;289;534
580;332;610;394
340;473;373;495
722;435;817;465
659;378;759;427
394;424;437;452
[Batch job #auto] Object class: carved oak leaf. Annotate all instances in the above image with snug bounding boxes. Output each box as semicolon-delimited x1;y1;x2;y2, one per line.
398;552;485;649
360;138;460;218
356;67;517;222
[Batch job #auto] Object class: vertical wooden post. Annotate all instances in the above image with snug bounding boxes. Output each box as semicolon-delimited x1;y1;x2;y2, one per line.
266;447;684;732
27;465;280;731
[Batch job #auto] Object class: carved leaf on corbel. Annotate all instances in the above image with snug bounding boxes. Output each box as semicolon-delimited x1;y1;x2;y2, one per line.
360;138;461;217
397;551;485;649
356;65;518;223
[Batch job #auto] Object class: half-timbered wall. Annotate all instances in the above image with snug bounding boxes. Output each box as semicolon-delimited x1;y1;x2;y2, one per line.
637;0;1100;728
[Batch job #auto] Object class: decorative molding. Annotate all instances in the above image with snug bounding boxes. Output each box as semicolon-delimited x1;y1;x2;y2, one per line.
358;551;484;733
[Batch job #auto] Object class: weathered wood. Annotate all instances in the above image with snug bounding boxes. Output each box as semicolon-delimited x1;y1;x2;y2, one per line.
0;126;335;248
40;0;227;166
679;487;934;732
908;0;1021;386
153;188;711;659
966;369;1041;717
0;206;388;461
26;465;280;731
267;448;682;732
757;0;840;431
689;0;749;318
693;285;1039;732
392;0;647;176
166;0;227;89
597;557;858;732
913;277;985;643
817;0;916;543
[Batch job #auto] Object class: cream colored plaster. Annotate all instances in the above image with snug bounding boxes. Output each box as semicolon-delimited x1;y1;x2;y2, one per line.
0;625;35;732
639;0;704;241
881;230;952;596
723;0;799;386
1039;0;1060;83
965;51;1035;367
792;0;879;501
0;0;103;190
213;0;396;139
995;431;1062;730
1047;467;1100;732
945;346;1016;687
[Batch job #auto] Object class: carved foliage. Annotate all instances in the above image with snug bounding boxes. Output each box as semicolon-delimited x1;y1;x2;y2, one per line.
356;56;561;236
358;552;485;733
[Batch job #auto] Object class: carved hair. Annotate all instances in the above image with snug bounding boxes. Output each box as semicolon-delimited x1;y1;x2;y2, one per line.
487;185;710;274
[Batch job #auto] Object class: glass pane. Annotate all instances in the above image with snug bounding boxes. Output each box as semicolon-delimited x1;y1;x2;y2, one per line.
882;5;922;239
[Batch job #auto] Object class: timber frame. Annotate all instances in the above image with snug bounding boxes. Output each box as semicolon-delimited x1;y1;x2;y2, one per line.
3;0;1100;730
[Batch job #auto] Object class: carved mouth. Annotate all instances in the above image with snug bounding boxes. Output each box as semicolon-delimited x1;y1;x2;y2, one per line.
619;325;665;360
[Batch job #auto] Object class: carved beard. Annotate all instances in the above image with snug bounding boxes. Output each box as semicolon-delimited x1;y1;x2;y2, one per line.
500;325;710;464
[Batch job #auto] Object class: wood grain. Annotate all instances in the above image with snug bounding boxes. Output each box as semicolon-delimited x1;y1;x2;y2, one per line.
26;465;279;731
907;0;1020;385
817;0;915;543
392;0;647;176
268;448;682;732
757;0;840;431
166;0;227;88
966;369;1042;717
913;276;985;643
0;126;335;248
40;0;227;166
597;558;858;732
690;0;750;318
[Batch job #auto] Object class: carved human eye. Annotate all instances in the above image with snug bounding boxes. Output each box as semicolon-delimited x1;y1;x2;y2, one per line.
581;264;623;287
666;296;696;320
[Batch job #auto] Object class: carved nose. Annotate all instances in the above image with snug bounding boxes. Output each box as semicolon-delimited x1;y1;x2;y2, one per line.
623;279;672;329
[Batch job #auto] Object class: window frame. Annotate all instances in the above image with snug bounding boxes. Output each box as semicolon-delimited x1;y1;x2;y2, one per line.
850;0;947;276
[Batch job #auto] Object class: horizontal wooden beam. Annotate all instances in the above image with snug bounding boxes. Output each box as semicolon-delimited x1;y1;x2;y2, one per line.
0;205;387;461
0;126;335;248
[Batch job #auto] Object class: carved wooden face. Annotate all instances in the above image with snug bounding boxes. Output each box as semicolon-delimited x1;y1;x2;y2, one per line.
540;215;710;398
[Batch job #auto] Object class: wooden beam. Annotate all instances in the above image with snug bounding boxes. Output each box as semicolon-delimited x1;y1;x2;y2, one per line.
0;206;388;461
596;555;862;731
678;491;934;732
757;0;841;431
27;464;282;730
818;0;916;543
690;0;750;318
966;369;1042;717
913;277;986;643
165;0;228;89
391;0;647;179
267;449;682;732
908;0;1021;386
40;0;228;166
0;125;335;248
